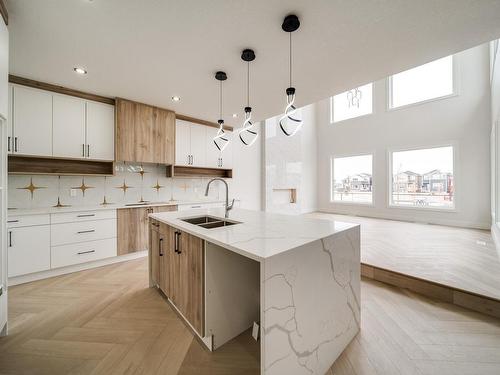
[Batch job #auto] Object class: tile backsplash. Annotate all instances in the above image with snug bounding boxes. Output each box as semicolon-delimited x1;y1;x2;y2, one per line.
8;162;227;209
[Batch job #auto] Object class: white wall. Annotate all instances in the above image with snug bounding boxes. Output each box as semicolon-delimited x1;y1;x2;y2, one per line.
264;104;317;214
316;44;492;229
231;122;262;210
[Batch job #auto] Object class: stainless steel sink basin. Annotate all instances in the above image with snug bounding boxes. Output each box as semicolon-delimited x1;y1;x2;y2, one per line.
181;215;240;229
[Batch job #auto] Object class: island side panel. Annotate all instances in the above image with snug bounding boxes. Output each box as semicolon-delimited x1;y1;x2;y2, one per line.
261;225;360;375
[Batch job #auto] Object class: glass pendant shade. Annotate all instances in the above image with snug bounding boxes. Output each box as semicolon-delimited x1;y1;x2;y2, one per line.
280;15;302;137
238;107;258;146
279;87;302;137
239;49;258;146
213;71;229;152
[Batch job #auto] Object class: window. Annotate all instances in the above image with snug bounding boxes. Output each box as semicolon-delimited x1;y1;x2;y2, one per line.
390;146;454;209
331;154;373;204
390;56;454;108
331;83;373;123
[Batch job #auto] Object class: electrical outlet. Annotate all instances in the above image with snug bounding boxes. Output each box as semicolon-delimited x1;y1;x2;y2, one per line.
70;189;78;197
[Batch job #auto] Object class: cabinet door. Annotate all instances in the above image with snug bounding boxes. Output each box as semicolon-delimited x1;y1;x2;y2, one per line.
220;130;233;169
189;124;207;167
8;225;50;277
86;101;115;161
7;85;12;154
175;120;191;166
153;107;175;164
13;85;52;156
205;126;222;168
149;224;160;287
158;224;171;296
177;230;204;335
53;94;86;158
117;207;150;255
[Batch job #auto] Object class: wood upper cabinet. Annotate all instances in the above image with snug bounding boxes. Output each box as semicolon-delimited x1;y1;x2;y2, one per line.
116;98;175;164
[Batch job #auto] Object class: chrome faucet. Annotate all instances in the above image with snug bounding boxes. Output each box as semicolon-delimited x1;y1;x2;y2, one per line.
205;178;234;218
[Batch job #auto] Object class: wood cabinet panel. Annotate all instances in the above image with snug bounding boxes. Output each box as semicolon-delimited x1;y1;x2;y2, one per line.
117;207;151;255
116;98;174;164
149;222;160;287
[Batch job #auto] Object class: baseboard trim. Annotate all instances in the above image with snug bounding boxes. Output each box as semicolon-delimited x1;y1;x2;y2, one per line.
362;263;500;319
8;251;147;286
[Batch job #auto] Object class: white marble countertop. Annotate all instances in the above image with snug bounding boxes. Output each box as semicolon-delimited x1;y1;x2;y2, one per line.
7;199;226;216
149;208;358;261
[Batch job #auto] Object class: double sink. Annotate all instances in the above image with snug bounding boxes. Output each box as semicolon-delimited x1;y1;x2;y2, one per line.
181;215;241;229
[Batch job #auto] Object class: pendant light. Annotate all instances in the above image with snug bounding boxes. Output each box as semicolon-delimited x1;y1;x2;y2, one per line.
279;14;302;137
213;71;229;152
238;49;258;146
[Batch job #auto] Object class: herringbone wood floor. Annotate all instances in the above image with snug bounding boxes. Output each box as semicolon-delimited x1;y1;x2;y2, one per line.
0;258;500;374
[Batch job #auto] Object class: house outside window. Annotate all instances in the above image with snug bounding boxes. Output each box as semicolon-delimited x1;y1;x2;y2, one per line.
331;154;373;204
390;146;454;209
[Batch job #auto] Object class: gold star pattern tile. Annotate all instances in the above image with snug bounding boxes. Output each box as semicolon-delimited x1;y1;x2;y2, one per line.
116;180;133;194
53;197;71;208
152;180;164;193
17;177;46;199
72;178;94;197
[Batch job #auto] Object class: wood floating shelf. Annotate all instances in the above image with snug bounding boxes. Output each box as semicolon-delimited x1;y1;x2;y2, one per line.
8;155;114;176
167;165;232;178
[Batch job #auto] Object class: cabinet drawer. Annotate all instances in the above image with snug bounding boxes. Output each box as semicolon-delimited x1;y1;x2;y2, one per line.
8;225;50;277
7;214;50;228
51;238;117;269
51;209;116;224
51;219;117;246
177;202;224;211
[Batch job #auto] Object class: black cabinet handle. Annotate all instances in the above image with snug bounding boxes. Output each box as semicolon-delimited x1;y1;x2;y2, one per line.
159;238;164;256
8;231;12;247
77;250;95;255
77;214;95;218
87;144;90;158
77;229;95;234
82;144;85;157
7;136;10;152
174;231;181;254
14;137;18;152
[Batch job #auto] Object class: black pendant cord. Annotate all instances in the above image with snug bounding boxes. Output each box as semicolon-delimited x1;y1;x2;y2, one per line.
219;80;223;121
289;32;292;88
247;61;250;107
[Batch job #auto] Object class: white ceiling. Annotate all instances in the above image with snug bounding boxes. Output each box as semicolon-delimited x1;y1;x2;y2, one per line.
6;0;500;126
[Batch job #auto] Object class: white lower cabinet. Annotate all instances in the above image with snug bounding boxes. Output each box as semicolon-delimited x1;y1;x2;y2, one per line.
7;210;118;279
8;224;50;277
51;238;117;269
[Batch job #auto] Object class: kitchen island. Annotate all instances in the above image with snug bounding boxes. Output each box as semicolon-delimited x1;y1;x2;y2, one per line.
148;208;360;375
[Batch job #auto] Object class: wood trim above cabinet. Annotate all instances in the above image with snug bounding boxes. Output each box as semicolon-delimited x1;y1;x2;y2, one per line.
8;155;114;176
176;113;232;131
0;0;7;25
9;75;115;105
166;165;232;178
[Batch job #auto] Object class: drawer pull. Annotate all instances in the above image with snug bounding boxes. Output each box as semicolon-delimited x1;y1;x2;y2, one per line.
7;220;19;223
77;214;96;218
77;250;95;255
174;231;181;254
77;229;95;234
191;205;201;208
159;238;164;256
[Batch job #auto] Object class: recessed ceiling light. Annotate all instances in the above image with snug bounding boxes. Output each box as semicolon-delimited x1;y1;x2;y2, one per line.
171;96;181;102
232;113;238;118
73;67;87;75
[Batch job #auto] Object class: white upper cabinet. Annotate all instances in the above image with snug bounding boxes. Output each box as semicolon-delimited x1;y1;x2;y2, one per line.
53;94;86;158
8;84;115;161
175;119;233;169
12;85;53;156
0;20;8;120
175;120;191;166
86;102;115;161
190;123;206;167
